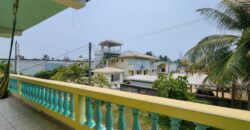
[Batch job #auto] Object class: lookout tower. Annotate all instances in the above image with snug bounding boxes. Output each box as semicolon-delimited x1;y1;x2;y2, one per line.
99;40;122;58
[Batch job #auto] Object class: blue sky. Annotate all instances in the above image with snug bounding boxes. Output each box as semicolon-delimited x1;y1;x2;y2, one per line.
0;0;229;60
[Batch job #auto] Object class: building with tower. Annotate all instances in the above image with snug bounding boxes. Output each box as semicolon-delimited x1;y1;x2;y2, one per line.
93;40;158;80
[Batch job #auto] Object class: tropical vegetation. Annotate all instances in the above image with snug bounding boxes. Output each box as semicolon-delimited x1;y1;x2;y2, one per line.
51;61;89;84
185;0;250;108
153;74;192;101
0;60;8;75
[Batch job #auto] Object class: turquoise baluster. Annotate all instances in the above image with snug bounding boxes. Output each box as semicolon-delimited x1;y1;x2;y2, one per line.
31;84;36;101
150;113;159;130
8;80;11;92
195;123;209;130
63;92;70;117
53;89;59;112
42;87;46;106
85;97;95;128
95;100;105;130
105;102;113;130
59;91;64;115
8;81;11;92
21;82;24;96
49;89;54;110
29;83;33;100
15;80;18;92
117;105;126;130
170;117;181;130
69;93;75;120
27;83;31;99
25;83;28;98
45;88;50;108
37;86;42;104
9;80;12;92
39;86;44;105
132;108;141;130
24;83;27;97
34;85;39;102
36;86;40;103
34;85;38;102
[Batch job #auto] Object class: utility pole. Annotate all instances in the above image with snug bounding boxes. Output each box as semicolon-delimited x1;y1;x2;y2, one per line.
14;41;20;74
16;42;20;75
88;42;92;85
14;41;17;74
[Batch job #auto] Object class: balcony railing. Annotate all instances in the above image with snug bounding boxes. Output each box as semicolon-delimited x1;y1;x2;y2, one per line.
8;74;250;130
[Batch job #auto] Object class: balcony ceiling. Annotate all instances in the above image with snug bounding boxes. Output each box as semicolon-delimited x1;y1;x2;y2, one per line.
0;0;85;38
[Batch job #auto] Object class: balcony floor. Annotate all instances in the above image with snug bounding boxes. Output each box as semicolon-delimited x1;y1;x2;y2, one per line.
0;96;73;130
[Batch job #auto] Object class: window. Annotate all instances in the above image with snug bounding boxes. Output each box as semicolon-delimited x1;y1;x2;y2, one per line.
137;70;140;75
144;70;147;75
111;74;120;81
131;71;134;76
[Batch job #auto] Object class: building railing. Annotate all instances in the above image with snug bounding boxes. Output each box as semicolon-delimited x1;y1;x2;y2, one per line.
8;74;250;130
102;48;121;54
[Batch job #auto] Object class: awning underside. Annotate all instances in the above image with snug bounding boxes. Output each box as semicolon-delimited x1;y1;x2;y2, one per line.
0;0;85;38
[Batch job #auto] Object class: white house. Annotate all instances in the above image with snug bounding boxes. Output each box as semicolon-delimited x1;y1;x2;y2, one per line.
94;40;158;79
92;67;124;89
107;50;158;78
127;73;208;88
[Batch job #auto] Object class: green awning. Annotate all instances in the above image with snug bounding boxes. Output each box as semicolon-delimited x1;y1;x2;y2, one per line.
0;0;86;38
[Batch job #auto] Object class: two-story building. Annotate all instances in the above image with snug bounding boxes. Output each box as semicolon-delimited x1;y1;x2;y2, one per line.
107;50;157;78
93;40;158;79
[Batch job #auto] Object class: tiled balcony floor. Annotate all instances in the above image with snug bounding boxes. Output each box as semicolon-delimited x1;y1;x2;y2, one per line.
0;96;73;130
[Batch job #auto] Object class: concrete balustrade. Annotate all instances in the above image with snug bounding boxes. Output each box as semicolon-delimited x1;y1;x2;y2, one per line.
8;74;250;130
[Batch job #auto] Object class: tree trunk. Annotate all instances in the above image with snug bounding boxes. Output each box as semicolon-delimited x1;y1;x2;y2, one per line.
216;85;219;98
231;82;236;108
222;87;224;99
247;85;250;110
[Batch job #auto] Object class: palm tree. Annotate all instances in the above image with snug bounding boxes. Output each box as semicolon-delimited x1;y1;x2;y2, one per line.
185;0;250;108
0;60;8;75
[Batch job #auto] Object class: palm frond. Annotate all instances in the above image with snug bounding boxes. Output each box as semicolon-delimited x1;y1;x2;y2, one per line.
207;41;250;85
219;0;250;30
197;8;240;31
186;35;238;64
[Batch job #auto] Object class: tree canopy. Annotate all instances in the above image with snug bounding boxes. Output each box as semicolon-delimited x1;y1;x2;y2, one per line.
185;1;250;85
51;61;89;84
153;74;192;101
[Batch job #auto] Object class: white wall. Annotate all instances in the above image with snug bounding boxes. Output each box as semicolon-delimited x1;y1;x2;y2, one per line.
130;80;153;88
0;59;75;76
108;57;157;78
93;72;124;89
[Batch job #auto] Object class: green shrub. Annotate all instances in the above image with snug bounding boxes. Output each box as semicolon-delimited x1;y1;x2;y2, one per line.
34;70;53;79
153;74;193;101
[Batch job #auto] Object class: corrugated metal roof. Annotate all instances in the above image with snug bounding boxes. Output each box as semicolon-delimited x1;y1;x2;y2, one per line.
119;50;157;60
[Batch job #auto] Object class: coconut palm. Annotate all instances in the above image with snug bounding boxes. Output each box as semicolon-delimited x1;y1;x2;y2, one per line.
0;61;8;75
185;0;250;108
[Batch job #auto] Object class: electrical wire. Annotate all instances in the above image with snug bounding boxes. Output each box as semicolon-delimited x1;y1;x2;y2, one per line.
120;19;203;42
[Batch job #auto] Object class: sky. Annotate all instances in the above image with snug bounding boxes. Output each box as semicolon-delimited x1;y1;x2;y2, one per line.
0;0;229;60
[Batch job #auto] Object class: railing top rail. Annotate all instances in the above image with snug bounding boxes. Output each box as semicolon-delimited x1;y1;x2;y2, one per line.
10;74;250;130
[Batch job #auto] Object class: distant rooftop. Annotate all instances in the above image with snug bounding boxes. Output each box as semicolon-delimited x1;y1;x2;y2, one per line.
99;40;123;47
127;73;208;85
119;50;157;60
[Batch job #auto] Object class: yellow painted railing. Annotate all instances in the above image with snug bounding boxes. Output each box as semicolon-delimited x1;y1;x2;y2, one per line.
9;74;250;130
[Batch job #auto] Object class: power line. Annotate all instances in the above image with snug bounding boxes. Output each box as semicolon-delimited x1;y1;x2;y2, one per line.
120;19;203;42
20;44;89;72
